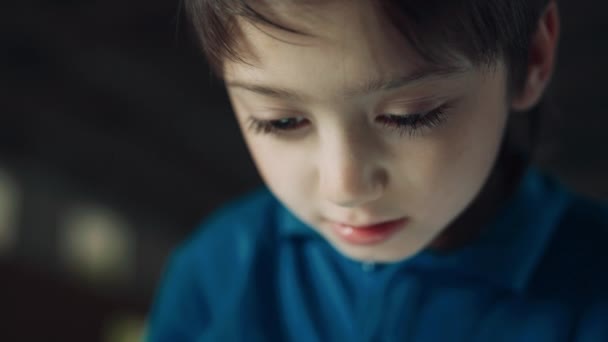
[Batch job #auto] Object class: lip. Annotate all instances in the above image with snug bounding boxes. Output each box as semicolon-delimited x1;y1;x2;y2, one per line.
328;217;409;245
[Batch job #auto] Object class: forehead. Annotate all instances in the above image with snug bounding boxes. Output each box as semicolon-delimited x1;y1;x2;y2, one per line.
224;1;471;101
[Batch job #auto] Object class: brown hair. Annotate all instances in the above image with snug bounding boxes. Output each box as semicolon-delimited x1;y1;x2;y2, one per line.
184;0;551;94
184;0;555;159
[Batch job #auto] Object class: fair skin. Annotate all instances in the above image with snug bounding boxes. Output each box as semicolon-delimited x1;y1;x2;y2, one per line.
223;1;559;262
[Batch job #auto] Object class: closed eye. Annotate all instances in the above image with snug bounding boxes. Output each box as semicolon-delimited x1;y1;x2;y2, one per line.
246;116;310;135
245;103;451;137
375;103;451;137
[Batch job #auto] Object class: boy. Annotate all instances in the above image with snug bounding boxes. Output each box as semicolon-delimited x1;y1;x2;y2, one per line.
148;1;608;340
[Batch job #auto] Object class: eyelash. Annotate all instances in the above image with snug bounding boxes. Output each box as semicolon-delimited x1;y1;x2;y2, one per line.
246;104;450;137
377;104;450;137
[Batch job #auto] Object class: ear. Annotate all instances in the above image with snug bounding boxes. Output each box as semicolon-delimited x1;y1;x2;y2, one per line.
510;1;560;111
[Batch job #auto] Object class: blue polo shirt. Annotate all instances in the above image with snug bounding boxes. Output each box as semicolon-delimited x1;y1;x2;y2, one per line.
147;167;608;341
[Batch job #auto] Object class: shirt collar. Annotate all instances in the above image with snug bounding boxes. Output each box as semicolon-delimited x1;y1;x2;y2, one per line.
276;166;570;292
408;166;570;293
277;203;321;239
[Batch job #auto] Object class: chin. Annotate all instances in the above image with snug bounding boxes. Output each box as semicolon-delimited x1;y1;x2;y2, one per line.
330;240;426;264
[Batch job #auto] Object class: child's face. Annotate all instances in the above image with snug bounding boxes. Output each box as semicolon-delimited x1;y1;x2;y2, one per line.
224;1;511;262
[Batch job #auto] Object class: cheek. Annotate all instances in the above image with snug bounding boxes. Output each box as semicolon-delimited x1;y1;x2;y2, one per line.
400;95;508;218
243;136;316;205
244;139;284;183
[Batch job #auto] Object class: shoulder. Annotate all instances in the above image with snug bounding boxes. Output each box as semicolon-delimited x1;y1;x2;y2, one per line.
519;188;608;339
187;186;279;248
147;186;282;340
174;185;281;280
529;189;608;300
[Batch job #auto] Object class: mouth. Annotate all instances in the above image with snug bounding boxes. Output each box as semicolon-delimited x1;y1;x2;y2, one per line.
328;217;409;245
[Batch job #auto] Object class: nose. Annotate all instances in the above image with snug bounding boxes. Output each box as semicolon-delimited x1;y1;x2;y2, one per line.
318;130;387;208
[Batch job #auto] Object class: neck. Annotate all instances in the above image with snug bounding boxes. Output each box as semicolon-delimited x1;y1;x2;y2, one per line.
427;143;528;253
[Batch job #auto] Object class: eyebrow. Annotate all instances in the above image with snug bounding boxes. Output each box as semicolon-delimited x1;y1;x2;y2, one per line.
225;65;469;101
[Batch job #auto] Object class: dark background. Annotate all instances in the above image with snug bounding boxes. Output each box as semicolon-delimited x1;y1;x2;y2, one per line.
1;0;606;341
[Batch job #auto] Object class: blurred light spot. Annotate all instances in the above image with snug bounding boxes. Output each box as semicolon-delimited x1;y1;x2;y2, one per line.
103;313;146;342
60;204;135;286
0;167;21;257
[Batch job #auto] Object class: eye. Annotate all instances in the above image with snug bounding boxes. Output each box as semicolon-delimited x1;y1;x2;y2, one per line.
246;116;310;135
375;104;450;137
245;104;451;137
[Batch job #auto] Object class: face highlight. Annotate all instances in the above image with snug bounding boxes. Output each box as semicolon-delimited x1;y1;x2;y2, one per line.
224;1;511;262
